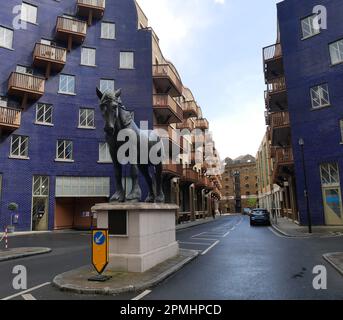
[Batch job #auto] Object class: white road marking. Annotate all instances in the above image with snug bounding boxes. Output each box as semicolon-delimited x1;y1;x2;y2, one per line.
21;294;36;300
132;290;152;300
1;282;51;301
192;237;218;242
222;231;231;237
191;232;206;238
179;241;213;246
201;241;220;255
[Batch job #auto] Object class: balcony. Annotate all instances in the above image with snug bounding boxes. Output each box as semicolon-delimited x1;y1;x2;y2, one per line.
153;94;183;124
265;76;288;112
154;124;182;154
182;100;198;118
263;43;284;81
270;112;291;147
55;16;87;51
176;119;195;131
0;106;21;132
8;72;45;107
162;163;183;177
194;118;209;130
181;167;199;184
196;175;208;188
272;147;294;184
153;64;183;97
33;43;67;78
77;0;105;25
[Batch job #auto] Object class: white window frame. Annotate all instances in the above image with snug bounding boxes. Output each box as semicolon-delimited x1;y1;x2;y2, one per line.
59;74;75;95
329;39;343;66
98;142;112;163
101;22;115;40
10;135;29;159
120;51;134;69
81;47;96;67
100;79;115;93
301;14;320;40
21;2;38;24
35;103;53;126
56;140;74;162
78;108;95;129
0;26;13;49
310;84;330;109
320;163;340;187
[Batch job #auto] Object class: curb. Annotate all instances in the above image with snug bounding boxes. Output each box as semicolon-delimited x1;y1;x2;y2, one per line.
271;223;312;238
323;253;343;276
0;248;52;262
52;249;199;295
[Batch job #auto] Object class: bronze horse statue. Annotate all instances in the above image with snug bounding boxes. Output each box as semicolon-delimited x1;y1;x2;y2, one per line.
96;88;165;203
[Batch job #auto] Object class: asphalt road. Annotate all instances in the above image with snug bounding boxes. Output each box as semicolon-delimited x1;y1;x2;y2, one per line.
0;215;342;300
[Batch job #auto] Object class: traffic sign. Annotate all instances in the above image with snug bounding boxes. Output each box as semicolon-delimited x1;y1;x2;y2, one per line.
91;229;109;274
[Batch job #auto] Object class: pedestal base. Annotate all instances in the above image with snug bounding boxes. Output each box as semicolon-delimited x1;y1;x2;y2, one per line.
92;203;180;273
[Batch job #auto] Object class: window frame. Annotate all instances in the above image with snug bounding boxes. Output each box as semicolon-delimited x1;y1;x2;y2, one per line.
98;142;112;163
78;108;95;129
10;135;29;159
119;51;134;70
35;103;53;126
329;39;343;66
301;14;321;40
99;79;115;93
58;74;76;95
21;2;38;24
101;22;116;40
81;47;96;67
55;140;74;162
310;83;331;110
0;26;14;50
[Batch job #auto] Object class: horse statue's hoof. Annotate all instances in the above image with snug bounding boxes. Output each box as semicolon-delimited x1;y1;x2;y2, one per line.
145;193;155;203
155;194;165;203
110;191;125;203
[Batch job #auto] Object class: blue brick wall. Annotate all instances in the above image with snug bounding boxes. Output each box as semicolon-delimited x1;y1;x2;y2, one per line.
0;0;153;231
278;0;343;225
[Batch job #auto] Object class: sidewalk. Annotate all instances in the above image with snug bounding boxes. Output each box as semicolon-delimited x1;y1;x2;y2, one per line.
323;253;343;276
0;247;52;262
272;217;343;238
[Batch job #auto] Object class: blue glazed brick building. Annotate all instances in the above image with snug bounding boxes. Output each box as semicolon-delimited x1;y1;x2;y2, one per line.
264;0;343;226
0;1;223;231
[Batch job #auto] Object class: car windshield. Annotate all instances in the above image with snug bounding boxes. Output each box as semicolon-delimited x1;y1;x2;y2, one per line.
253;210;268;215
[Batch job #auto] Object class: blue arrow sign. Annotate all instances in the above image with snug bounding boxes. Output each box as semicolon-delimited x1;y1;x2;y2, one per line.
93;231;106;245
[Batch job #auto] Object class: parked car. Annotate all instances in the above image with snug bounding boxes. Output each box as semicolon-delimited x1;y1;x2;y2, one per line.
250;209;271;226
243;208;252;216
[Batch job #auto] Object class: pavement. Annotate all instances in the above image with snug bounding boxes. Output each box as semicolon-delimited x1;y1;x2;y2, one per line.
323;253;343;276
271;217;343;238
0;248;52;262
53;249;199;295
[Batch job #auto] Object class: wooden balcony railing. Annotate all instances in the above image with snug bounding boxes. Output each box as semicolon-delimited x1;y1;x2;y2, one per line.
8;72;45;105
154;124;181;147
177;119;195;131
182;168;199;183
275;147;294;165
153;64;183;97
77;0;105;24
56;16;87;50
194;118;209;130
153;94;183;123
0;106;21;131
263;43;282;62
162;163;183;177
267;76;286;94
33;43;67;77
270;112;290;128
182;100;198;118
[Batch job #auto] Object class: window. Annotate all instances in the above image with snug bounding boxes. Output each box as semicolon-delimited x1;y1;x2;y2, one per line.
79;108;95;129
56;140;73;161
16;65;33;74
10;135;29;159
33;176;49;197
120;52;134;69
301;15;320;39
329;39;343;65
100;79;115;93
310;84;330;109
81;47;96;66
21;2;38;24
320;163;340;185
59;75;75;94
340;120;343;143
0;26;13;49
99;143;112;163
36;103;53;125
101;22;115;40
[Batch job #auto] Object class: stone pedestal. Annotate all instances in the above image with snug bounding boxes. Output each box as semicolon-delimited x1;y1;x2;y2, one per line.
91;203;179;273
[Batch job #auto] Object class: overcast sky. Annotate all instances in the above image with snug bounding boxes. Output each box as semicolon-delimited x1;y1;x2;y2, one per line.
137;0;280;159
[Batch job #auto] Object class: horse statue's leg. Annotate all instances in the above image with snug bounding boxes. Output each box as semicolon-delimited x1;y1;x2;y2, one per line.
108;143;125;203
138;164;155;203
155;163;165;203
126;164;142;202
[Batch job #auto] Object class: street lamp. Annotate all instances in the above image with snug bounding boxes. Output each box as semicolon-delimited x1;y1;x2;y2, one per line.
298;138;312;233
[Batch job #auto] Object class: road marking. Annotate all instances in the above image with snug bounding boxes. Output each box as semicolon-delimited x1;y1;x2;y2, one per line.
223;230;231;237
230;227;236;231
191;232;206;238
179;241;213;246
201;240;219;255
21;294;36;300
132;290;152;300
1;282;51;301
192;237;218;242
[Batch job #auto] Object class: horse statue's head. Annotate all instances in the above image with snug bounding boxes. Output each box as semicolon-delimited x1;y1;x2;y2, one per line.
96;88;133;133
